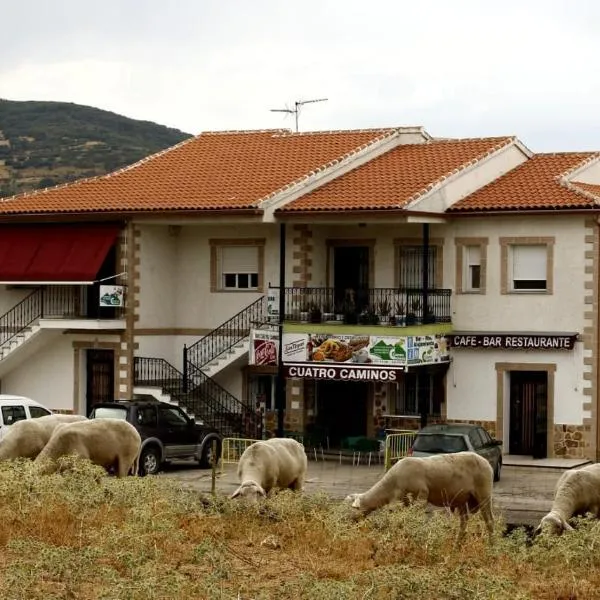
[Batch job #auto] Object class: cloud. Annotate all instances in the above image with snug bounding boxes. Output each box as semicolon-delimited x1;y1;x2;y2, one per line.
1;0;599;150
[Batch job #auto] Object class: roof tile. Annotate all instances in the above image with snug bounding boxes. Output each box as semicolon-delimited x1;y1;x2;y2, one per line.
0;128;400;215
277;137;514;212
449;153;598;212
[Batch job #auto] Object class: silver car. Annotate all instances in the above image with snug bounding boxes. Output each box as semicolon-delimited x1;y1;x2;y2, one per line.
408;423;503;482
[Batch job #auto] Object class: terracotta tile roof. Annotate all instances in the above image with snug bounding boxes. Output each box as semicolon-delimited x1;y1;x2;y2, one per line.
277;137;515;213
0;128;403;215
568;181;600;199
449;153;600;212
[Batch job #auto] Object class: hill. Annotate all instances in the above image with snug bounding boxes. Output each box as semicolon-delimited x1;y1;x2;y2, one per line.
0;99;193;197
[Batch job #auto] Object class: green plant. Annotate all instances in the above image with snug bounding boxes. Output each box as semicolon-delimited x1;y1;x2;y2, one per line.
377;297;391;316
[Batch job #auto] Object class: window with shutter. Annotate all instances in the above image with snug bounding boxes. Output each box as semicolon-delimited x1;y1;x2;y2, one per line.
219;246;260;290
463;245;481;291
511;245;547;291
398;246;437;289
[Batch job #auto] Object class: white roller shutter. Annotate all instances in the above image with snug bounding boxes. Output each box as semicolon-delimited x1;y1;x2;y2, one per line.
513;245;546;281
220;246;259;274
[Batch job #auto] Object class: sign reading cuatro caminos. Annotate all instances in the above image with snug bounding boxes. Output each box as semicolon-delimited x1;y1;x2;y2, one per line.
448;333;579;351
283;363;403;381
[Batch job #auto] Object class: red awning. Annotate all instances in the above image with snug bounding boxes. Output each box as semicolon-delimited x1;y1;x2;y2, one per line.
0;224;121;284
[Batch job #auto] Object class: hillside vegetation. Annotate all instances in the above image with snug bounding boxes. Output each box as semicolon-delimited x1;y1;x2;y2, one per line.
0;99;192;197
0;457;599;599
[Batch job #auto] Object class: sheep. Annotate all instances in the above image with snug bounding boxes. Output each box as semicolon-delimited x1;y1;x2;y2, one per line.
0;414;88;460
534;463;600;537
230;437;308;501
345;451;495;546
33;418;141;477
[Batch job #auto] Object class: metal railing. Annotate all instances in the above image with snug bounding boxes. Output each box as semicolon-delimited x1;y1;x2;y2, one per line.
384;431;417;470
0;286;125;351
220;437;261;473
279;286;452;325
184;296;267;372
134;357;261;439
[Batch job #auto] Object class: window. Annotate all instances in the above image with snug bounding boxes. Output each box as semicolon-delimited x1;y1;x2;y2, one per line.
158;406;189;427
29;406;52;419
2;405;26;426
511;245;547;291
468;429;484;450
137;406;158;427
398;246;437;289
210;239;265;292
394;372;443;417
463;246;481;291
500;238;553;295
92;407;127;420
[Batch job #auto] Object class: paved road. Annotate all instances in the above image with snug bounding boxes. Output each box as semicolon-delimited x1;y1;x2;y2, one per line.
160;458;567;526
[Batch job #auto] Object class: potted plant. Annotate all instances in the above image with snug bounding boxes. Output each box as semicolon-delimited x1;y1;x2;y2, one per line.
406;298;422;326
299;302;310;323
343;299;358;324
394;300;405;327
322;300;336;323
377;297;392;325
309;302;322;324
334;300;345;322
359;305;380;326
423;303;436;324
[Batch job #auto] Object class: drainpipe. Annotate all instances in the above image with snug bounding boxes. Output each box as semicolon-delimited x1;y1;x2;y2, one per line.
422;223;430;323
275;222;287;438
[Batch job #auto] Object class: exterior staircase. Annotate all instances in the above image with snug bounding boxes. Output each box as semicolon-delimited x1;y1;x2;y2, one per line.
135;295;268;439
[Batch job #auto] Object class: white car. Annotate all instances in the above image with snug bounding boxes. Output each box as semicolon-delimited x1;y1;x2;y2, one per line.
0;395;53;439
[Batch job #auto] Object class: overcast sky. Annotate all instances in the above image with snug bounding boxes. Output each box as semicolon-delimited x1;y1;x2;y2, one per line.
1;0;599;151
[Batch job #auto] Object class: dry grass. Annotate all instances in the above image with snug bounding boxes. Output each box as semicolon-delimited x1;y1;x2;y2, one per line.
0;458;598;599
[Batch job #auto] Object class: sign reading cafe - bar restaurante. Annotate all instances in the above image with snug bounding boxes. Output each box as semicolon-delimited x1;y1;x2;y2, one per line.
449;333;578;350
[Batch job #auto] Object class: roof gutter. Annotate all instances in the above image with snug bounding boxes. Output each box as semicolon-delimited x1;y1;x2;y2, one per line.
446;207;600;217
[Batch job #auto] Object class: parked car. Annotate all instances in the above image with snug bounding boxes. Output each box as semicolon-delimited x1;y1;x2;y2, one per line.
408;423;503;482
89;398;222;476
0;395;53;439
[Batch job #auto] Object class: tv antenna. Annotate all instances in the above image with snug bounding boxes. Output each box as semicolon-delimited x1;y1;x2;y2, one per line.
270;98;328;132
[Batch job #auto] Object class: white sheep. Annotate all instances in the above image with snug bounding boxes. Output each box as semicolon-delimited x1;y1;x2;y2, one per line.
346;451;495;545
230;437;308;501
33;418;141;477
0;414;88;460
534;463;600;536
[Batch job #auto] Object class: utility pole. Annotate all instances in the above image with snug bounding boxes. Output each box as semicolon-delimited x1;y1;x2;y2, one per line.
270;98;328;132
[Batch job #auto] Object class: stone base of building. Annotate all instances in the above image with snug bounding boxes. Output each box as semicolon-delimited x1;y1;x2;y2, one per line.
553;424;591;458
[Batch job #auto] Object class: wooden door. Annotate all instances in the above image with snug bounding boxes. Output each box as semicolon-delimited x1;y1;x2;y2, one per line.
86;349;115;415
509;371;548;457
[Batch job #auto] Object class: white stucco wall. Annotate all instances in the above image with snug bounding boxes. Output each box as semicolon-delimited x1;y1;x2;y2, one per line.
136;223;292;330
448;215;587;333
0;286;33;316
0;333;120;413
572;159;600;184
447;344;586;426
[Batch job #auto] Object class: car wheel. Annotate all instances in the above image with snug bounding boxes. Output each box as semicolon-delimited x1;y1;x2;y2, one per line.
493;459;502;482
139;446;161;476
199;439;221;469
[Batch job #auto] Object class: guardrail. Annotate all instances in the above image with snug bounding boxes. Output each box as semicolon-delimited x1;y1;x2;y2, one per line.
384;431;416;471
220;437;262;473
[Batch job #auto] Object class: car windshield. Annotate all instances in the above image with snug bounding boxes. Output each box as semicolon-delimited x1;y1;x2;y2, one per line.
412;433;468;453
92;407;127;420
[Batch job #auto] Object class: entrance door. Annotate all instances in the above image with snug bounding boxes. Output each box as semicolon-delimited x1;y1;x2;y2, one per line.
316;380;368;448
509;371;548;458
333;246;370;312
86;349;115;415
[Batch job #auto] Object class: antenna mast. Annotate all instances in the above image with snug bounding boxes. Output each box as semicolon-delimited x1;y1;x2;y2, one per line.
270;98;328;132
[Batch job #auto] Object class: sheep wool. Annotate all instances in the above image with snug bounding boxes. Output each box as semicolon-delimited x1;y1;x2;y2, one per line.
535;463;600;536
34;418;141;477
231;437;308;501
0;414;88;460
346;451;495;545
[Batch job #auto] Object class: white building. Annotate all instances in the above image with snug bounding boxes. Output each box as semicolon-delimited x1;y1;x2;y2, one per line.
0;127;597;459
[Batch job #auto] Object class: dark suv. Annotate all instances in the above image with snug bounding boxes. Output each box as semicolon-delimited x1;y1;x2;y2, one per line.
89;398;222;476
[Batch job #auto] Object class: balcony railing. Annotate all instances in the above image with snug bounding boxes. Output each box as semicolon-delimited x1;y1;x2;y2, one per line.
277;287;451;326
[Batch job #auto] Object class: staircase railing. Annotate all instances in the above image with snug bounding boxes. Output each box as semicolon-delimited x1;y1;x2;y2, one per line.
134;357;260;439
0;289;43;348
184;295;267;373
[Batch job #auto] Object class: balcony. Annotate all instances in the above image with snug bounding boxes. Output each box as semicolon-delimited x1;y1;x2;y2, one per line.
276;287;452;334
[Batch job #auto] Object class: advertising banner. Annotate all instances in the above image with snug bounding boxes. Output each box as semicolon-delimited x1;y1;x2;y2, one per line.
249;329;279;366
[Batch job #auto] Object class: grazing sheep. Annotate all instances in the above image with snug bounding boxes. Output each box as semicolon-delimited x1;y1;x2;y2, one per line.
0;414;88;460
346;451;494;545
534;463;600;537
230;437;308;501
34;418;141;477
